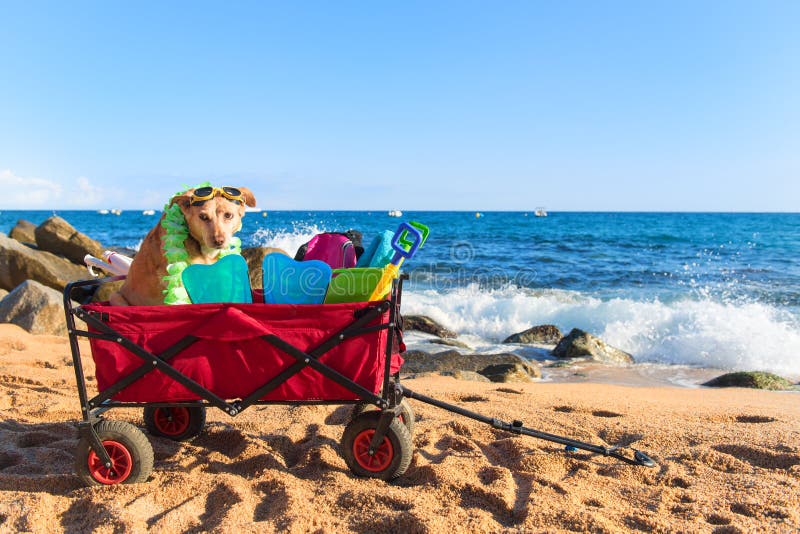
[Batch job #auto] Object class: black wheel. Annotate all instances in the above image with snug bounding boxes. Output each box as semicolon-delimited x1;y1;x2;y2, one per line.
75;420;154;486
341;411;413;480
143;406;206;441
350;398;415;435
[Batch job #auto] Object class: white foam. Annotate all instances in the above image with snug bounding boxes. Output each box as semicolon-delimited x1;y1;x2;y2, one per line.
251;223;328;257
403;284;800;377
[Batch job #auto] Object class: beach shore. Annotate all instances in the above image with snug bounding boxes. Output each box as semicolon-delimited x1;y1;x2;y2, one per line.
0;324;798;532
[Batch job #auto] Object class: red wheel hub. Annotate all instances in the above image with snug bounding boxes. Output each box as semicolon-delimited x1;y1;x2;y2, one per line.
352;429;393;472
154;407;190;436
87;440;133;484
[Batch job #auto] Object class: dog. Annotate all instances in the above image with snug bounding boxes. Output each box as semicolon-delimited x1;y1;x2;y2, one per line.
109;186;257;306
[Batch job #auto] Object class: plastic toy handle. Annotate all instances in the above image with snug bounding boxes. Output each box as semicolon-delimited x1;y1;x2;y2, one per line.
84;254;128;277
407;221;430;247
368;263;400;301
390;223;424;265
369;221;429;301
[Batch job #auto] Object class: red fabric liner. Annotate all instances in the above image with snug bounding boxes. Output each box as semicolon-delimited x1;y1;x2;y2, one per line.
83;301;403;403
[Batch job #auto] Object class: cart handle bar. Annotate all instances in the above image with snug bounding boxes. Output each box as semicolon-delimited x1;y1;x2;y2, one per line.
399;386;656;468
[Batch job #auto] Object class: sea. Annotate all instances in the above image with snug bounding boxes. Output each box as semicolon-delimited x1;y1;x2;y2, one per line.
3;210;799;381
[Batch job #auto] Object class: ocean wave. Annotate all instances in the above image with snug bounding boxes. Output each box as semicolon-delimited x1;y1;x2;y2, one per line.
251;223;328;256
402;284;800;377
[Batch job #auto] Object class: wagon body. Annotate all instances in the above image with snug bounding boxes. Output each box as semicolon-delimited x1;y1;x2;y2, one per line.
65;276;414;485
83;300;401;403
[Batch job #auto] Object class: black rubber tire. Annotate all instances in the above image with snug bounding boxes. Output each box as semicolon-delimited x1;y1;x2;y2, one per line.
350;398;415;435
143;406;206;441
341;411;413;480
75;420;154;486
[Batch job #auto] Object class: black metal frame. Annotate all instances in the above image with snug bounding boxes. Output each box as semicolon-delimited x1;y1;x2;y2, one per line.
64;272;655;473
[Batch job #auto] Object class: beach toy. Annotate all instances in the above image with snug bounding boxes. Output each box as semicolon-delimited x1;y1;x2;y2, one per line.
262;252;332;305
84;254;128;277
181;254;253;304
356;230;395;268
368;222;427;301
358;222;430;270
103;251;133;274
324;267;384;304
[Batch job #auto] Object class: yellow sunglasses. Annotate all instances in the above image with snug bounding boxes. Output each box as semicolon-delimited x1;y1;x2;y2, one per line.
190;186;244;205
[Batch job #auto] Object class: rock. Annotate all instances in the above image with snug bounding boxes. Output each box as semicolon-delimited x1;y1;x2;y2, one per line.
0;233;88;292
242;247;290;290
92;279;125;303
503;324;562;344
440;370;491;382
479;362;541;382
546;359;580;368
9;220;37;245
0;280;73;335
403;315;457;339
34;216;104;265
552;328;634;365
703;371;792;391
429;338;473;350
0;289;7;301
401;349;540;381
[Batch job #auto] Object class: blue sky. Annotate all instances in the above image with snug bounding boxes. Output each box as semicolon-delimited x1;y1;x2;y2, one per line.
1;1;798;211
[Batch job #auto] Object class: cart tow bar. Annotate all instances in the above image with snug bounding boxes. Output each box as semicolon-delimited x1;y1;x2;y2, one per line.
400;386;656;468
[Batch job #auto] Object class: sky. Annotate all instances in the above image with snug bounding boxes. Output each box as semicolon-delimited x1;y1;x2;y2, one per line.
0;1;798;211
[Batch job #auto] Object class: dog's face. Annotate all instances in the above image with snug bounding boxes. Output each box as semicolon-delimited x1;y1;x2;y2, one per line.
171;186;257;254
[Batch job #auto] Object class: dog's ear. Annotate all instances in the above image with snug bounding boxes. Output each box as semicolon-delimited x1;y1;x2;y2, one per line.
169;191;193;216
238;187;257;208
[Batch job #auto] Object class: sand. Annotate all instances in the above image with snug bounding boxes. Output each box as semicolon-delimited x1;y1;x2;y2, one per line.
0;322;798;533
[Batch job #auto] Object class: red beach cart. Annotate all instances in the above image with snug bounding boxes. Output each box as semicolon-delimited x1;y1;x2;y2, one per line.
64;275;654;486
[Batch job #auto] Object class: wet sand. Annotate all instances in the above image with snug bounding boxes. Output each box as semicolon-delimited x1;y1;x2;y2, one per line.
0;324;798;532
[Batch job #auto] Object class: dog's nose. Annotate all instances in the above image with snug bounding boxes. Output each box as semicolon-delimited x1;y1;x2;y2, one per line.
214;238;226;247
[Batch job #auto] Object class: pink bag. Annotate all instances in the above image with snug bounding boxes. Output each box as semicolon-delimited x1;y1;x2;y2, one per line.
301;233;357;269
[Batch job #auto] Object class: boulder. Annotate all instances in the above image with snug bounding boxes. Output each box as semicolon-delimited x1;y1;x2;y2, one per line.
401;349;540;381
440;370;491;382
9;220;37;245
703;372;792;391
552;328;634;365
0;233;88;292
0;280;72;335
479;362;541;382
403;315;457;339
34;216;104;265
92;279;125;303
503;324;562;344
430;338;473;350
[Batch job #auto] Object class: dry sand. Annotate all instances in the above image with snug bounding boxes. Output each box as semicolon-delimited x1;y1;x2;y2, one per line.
0;323;798;533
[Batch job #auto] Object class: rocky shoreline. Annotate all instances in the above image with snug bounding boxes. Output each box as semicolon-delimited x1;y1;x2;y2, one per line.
2;216;797;390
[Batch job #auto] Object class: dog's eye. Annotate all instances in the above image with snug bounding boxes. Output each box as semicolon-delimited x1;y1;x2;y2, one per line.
199;213;211;222
224;213;233;220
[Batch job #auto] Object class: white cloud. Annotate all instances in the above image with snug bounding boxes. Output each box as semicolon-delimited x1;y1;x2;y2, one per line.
0;170;108;208
0;169;63;207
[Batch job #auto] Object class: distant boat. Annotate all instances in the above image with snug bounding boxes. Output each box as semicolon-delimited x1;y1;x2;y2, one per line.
98;209;109;215
388;210;403;217
535;207;548;217
142;209;156;216
475;212;483;218
111;209;122;216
